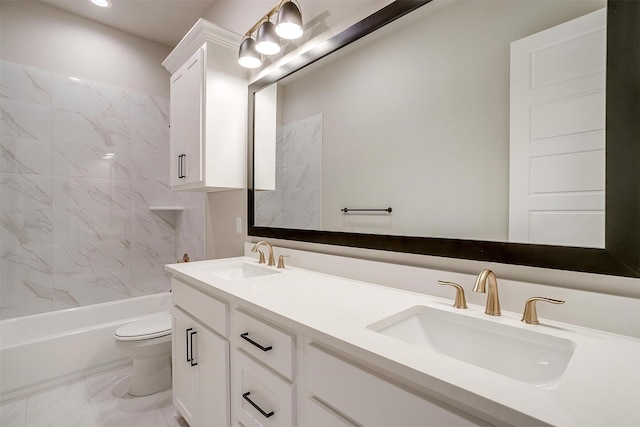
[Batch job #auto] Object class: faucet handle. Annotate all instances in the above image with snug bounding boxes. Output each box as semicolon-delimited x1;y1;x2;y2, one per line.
255;249;266;264
277;254;290;269
521;297;565;325
437;281;468;309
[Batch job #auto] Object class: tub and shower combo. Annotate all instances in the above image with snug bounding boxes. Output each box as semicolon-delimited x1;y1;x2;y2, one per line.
0;293;171;403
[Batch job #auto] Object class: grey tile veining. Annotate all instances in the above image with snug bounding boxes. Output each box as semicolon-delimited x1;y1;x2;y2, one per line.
1;366;184;427
24;379;97;427
52;108;130;149
0;208;53;246
0;100;51;141
1;173;53;209
0;61;52;106
0;135;52;175
255;113;322;229
52;176;130;210
52;269;132;309
52;239;131;275
0;60;203;320
0;396;27;427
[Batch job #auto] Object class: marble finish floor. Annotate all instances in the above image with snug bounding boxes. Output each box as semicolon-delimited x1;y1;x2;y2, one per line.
0;366;188;427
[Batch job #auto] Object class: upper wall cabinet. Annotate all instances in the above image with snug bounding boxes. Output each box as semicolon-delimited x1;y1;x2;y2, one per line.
163;19;247;192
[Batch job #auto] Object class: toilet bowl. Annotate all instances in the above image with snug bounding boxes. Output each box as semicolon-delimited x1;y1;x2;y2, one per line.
114;312;172;396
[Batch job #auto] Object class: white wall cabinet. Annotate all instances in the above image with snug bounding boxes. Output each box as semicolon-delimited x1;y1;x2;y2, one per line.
169;48;203;187
163;19;247;192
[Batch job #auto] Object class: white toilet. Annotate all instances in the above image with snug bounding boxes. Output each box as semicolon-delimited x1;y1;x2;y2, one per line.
114;312;173;396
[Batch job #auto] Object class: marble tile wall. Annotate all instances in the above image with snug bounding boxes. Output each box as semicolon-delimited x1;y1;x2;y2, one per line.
0;60;204;320
255;113;322;229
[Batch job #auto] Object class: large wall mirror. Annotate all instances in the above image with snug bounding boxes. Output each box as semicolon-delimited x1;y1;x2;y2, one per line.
248;0;639;278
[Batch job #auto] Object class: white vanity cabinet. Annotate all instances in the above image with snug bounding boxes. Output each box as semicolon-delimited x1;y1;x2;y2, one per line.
305;344;489;427
231;309;296;427
171;279;230;427
163;19;247;192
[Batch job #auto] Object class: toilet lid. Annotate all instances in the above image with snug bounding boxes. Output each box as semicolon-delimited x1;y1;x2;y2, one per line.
115;313;172;341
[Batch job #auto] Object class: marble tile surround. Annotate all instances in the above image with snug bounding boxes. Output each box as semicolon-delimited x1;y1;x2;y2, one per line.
0;366;187;427
255;114;322;229
0;61;205;320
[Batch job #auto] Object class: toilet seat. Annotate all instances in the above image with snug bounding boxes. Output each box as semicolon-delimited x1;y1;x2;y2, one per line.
115;313;172;342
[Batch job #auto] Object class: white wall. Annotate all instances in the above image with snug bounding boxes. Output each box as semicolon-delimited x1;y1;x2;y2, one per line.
0;1;171;98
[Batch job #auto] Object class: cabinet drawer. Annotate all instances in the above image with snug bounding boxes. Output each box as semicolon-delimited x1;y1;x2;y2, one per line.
233;349;294;427
306;398;357;427
306;344;487;427
233;310;294;380
172;278;228;337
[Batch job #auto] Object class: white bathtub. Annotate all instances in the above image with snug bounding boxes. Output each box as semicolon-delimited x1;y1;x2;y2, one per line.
0;293;171;403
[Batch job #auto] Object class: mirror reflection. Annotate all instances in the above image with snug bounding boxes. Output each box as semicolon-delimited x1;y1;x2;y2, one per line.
254;0;606;249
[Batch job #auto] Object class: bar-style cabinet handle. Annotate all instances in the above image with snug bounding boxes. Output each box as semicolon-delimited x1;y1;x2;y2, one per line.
242;392;275;418
240;332;273;352
186;328;197;366
178;154;186;179
189;329;197;366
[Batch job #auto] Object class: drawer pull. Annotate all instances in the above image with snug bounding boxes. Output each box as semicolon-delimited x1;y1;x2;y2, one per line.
240;332;273;352
242;392;275;418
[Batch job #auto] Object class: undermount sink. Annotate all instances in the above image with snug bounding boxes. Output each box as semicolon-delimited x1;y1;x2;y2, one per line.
200;262;280;280
368;306;576;386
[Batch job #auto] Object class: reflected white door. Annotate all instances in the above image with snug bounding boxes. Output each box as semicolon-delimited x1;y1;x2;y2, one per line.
509;8;606;248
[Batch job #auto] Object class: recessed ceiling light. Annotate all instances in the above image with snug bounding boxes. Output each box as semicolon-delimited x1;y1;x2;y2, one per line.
91;0;111;8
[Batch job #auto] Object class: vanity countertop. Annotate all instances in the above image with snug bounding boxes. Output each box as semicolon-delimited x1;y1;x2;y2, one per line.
166;256;640;427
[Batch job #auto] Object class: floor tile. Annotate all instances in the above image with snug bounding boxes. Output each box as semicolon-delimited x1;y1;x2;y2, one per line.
0;398;27;427
4;367;185;427
24;381;98;427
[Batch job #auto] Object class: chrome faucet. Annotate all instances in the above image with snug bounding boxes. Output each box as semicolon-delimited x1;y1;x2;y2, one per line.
251;241;275;266
473;269;501;316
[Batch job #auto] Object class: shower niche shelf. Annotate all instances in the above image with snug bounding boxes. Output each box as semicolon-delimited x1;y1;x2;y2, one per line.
149;206;184;226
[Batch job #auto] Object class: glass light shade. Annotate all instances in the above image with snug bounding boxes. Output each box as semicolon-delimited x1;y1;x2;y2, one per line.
256;21;281;55
91;0;111;7
276;2;303;40
238;38;262;68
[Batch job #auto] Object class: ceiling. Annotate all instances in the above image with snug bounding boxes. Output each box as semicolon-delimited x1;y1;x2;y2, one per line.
37;0;221;47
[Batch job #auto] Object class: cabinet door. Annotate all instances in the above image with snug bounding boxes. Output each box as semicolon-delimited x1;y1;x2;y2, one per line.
172;307;198;426
197;323;230;427
306;344;489;427
170;47;203;187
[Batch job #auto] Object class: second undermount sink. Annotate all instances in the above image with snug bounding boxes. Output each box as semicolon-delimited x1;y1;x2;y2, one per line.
368;306;576;387
200;262;280;281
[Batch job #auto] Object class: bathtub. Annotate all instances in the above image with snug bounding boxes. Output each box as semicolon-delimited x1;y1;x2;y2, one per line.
0;293;171;403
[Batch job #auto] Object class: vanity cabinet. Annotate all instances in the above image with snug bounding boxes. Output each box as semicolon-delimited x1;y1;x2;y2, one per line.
168;266;486;427
163;19;247;192
231;309;296;427
305;344;488;427
171;279;230;426
172;307;230;427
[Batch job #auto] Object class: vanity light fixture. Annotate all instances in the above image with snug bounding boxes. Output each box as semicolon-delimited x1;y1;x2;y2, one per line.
238;0;303;68
256;20;281;55
90;0;111;8
238;38;262;69
276;1;303;40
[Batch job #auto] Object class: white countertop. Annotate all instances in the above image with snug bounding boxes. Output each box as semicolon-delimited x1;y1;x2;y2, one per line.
166;257;640;427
